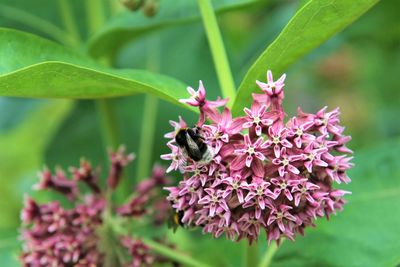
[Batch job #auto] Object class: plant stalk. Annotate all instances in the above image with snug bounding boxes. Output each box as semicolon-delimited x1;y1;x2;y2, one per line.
136;95;158;180
258;241;280;267
246;243;259;267
57;0;81;45
85;0;105;35
197;0;236;102
96;99;120;150
141;238;212;267
136;37;160;180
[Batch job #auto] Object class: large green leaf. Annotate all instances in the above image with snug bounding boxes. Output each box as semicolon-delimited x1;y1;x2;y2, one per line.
0;28;189;107
270;139;400;267
231;0;379;116
87;0;260;58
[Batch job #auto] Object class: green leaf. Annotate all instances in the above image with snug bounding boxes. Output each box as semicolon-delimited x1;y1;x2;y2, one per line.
87;0;260;58
270;139;400;267
0;28;189;107
231;0;379;116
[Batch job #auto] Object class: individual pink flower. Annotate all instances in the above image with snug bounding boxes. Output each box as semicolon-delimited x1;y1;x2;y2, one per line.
301;143;329;173
243;178;276;219
267;204;297;232
270;174;295;201
160;143;185;173
256;70;286;98
241;101;273;136
221;174;247;204
198;188;229;217
232;135;268;177
271;147;303;176
287;117;315;148
290;179;320;206
264;125;293;158
179;80;207;107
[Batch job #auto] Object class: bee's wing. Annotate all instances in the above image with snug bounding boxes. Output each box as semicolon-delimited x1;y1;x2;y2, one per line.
185;132;203;160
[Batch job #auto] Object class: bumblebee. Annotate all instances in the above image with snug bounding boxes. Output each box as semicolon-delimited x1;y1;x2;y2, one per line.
168;210;184;232
175;127;214;163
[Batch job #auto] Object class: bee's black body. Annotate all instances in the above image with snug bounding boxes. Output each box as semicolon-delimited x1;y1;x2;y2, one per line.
175;128;209;162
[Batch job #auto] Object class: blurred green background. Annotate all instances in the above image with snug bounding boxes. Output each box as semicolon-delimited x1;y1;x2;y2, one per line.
0;0;399;266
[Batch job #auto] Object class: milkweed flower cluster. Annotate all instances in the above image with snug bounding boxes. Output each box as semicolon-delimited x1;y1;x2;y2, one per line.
20;146;174;267
162;70;353;244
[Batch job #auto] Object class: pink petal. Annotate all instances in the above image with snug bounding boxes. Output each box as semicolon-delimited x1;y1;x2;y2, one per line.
274;145;281;158
245;155;253;167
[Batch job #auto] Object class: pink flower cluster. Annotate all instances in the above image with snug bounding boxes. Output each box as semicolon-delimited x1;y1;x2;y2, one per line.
162;70;353;244
20;146;173;267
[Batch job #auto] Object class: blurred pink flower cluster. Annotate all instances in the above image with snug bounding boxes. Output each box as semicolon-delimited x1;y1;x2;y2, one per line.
20;147;173;267
163;70;353;244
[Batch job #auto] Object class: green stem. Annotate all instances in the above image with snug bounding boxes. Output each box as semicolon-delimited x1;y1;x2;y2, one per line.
136;95;158;180
57;0;81;45
246;243;259;267
85;0;105;34
84;0;119;151
96;99;120;150
141;238;212;267
136;37;160;180
109;0;122;15
197;0;236;102
258;241;281;267
0;4;77;46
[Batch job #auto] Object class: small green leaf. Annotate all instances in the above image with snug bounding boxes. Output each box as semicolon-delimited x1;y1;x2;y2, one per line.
271;139;400;267
87;0;260;58
232;0;379;116
0;28;190;108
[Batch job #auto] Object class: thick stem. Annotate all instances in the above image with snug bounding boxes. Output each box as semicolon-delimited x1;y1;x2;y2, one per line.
136;37;160;180
85;0;105;35
246;243;259;267
197;0;236;102
136;95;158;180
141;238;212;267
0;4;76;46
96;99;120;150
109;0;122;15
258;242;280;267
57;0;81;44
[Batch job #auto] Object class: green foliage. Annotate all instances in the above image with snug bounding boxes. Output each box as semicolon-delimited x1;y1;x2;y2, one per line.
0;28;189;108
272;139;400;267
0;0;397;266
87;0;260;57
231;0;379;116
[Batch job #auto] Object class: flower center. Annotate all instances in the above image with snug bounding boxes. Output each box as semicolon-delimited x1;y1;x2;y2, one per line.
296;129;303;136
276;211;283;219
256;186;263;195
253;116;261;124
232;181;239;190
279;182;287;189
211;195;219;203
300;187;307;194
272;136;280;144
247;146;255;155
282;158;289;166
